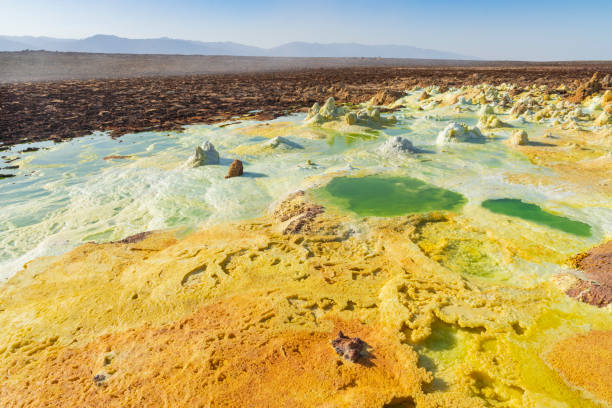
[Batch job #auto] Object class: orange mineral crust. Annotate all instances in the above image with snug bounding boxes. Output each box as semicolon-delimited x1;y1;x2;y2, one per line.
546;331;612;405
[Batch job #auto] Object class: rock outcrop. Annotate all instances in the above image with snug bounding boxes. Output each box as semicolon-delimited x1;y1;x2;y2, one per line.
560;240;612;307
331;331;367;363
568;72;602;103
225;159;243;178
369;89;405;106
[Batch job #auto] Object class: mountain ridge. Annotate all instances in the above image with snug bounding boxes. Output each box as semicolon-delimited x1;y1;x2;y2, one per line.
0;34;477;60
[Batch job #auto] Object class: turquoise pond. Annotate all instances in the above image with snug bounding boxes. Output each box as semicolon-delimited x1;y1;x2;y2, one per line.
481;199;592;237
315;175;466;217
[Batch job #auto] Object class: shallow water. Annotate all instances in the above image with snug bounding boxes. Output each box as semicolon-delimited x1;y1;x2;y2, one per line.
1;102;611;280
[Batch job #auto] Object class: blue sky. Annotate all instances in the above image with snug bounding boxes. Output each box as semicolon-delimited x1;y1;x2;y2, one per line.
1;0;611;60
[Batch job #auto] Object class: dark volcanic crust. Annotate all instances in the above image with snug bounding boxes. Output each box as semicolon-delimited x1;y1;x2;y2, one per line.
566;240;612;307
1;52;612;147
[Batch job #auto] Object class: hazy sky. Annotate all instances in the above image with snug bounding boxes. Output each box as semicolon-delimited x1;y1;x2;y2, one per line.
1;0;611;60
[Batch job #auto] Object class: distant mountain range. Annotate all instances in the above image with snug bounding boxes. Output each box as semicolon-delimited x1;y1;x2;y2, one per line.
0;34;475;60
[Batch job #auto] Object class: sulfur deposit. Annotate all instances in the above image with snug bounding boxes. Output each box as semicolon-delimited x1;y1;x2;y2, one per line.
2;80;612;408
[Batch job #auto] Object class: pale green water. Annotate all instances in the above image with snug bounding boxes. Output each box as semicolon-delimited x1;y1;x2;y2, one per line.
1;98;611;280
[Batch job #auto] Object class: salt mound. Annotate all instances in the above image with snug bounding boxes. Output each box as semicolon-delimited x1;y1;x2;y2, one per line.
305;97;346;124
232;136;302;155
478;114;506;129
185;141;220;167
378;136;415;156
479;104;495;115
436;122;484;145
595;111;611;126
509;129;529;145
355;107;396;126
263;136;302;150
603;90;612;106
305;97;396;127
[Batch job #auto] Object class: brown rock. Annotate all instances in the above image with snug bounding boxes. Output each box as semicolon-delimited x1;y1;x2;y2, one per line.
565;240;612;307
419;91;430;101
331;331;367;363
103;155;133;160
369;89;404;106
568;72;602;103
114;231;153;244
569;240;612;287
225;159;243;179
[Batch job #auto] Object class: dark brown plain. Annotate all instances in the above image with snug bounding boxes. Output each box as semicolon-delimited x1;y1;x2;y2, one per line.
1;51;611;147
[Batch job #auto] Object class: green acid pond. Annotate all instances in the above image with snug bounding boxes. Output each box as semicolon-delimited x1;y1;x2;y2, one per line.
481;199;591;237
316;175;466;217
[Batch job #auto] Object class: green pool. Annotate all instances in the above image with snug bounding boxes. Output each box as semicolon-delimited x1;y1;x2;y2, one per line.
481;198;591;237
316;175;466;217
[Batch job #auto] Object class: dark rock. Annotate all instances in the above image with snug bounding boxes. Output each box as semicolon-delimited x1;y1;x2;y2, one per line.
103;154;133;160
93;373;107;386
225;159;243;179
0;174;16;179
369;89;404;106
331;331;366;363
114;231;153;244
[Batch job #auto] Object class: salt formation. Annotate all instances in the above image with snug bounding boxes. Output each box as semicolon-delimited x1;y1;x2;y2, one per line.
305;97;396;126
378;136;415;156
185;141;219;167
231;136;302;155
511;129;530;145
603;90;612;106
436;122;484;145
509;129;529;145
595;111;611;126
263;136;302;150
305;97;346;124
479;104;495;115
478;114;506;129
345;111;357;125
355;107;396;126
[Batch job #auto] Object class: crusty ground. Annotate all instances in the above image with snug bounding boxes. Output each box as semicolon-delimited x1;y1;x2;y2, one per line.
570;240;612;286
546;331;612;405
1;52;611;146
